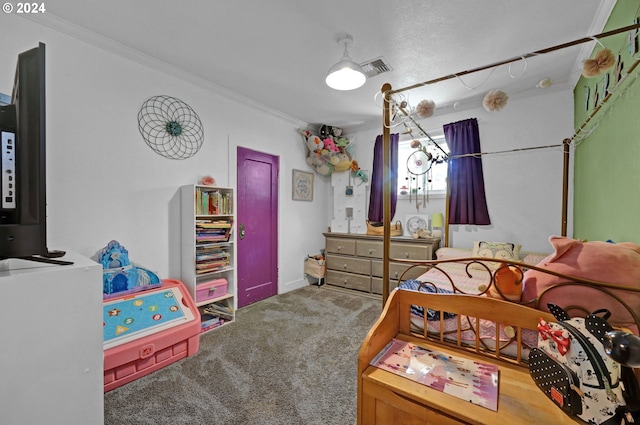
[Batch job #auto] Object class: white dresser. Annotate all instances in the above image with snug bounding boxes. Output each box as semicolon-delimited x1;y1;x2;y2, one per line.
0;251;103;425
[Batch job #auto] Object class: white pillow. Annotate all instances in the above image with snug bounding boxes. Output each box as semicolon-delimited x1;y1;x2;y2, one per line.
471;241;521;270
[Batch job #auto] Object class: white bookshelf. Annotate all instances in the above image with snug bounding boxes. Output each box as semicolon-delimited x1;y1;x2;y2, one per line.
180;184;236;332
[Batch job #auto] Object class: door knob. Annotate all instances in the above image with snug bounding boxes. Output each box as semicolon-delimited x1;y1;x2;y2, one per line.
239;223;245;240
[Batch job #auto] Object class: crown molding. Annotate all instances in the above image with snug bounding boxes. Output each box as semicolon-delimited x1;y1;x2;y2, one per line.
22;14;309;129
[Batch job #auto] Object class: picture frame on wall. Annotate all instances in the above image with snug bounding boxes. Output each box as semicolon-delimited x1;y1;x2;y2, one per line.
292;169;314;201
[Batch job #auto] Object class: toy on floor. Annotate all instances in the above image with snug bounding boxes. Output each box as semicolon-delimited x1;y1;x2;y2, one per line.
95;240;161;299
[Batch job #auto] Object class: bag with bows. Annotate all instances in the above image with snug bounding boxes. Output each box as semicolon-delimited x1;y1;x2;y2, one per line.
529;304;639;425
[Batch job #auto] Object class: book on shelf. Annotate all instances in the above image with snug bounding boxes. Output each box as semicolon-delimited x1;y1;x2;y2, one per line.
195;189;233;215
196;235;230;243
197;222;231;229
195;218;233;243
196;245;229;254
200;303;233;322
196;264;230;274
196;252;230;261
198;302;234;333
195;245;231;271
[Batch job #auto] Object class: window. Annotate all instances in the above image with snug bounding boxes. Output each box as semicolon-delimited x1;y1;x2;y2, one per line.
397;136;449;197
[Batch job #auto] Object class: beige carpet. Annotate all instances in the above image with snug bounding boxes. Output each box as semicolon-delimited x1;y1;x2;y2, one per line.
104;285;382;425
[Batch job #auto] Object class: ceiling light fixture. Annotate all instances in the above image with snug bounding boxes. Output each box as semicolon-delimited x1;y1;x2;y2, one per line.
537;78;553;88
326;34;367;91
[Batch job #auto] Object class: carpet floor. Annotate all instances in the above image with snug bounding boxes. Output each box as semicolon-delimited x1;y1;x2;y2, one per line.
104;285;382;425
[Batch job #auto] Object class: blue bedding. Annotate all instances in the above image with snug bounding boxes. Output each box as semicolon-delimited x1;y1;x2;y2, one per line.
397;279;456;320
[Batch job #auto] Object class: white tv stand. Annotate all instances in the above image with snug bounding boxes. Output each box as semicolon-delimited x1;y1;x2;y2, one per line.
0;251;103;425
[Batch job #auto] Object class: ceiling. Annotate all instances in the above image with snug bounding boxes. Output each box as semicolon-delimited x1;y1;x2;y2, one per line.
34;0;614;131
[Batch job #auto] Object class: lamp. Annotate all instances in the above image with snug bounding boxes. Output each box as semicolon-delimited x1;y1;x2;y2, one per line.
326;34;367;91
431;213;444;238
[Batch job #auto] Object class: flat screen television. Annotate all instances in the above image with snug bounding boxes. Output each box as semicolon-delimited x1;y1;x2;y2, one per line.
0;43;52;261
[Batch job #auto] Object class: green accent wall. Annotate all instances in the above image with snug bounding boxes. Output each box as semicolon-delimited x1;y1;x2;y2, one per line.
573;0;640;244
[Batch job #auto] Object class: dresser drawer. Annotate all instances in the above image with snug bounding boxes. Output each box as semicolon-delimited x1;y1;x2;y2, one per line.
356;240;383;258
371;261;428;280
390;242;432;260
371;277;401;295
326;254;371;275
326;270;372;292
325;238;356;255
324;233;439;296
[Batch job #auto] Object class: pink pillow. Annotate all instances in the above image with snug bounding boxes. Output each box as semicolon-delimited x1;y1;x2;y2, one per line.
522;236;640;332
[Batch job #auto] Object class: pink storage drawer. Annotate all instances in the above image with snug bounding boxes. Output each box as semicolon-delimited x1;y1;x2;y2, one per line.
196;278;228;303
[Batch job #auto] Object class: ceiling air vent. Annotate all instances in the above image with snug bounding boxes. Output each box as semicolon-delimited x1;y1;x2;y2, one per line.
360;57;393;78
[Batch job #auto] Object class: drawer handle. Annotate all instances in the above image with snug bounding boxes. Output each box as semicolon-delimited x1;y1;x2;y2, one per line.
369;249;375;254
343;278;348;284
394;271;398;278
404;252;410;259
337;245;343;251
343;264;348;269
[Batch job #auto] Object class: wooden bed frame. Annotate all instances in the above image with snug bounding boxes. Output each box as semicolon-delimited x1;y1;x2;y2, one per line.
356;256;640;424
393;256;640;329
357;289;582;424
361;24;640;425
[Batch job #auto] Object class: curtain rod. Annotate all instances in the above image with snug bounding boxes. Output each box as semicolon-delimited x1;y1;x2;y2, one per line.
449;143;563;159
387;23;640;96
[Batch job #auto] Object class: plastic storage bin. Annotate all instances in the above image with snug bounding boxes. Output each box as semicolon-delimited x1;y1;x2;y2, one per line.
195;278;228;303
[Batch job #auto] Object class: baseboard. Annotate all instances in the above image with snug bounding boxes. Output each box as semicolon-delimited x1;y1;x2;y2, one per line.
280;278;307;294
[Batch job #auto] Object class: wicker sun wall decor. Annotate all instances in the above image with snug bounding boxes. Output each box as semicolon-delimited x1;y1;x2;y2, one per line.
137;95;204;160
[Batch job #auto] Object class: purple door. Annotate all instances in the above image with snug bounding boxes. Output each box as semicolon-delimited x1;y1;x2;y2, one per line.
236;147;279;308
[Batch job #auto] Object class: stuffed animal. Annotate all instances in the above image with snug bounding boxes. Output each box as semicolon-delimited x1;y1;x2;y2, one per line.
306;153;333;175
333;152;352;172
412;229;431;239
306;134;323;154
319;124;333;139
523;236;640;331
490;263;523;301
323;138;339;152
477;262;523;301
334;137;350;149
350;160;368;183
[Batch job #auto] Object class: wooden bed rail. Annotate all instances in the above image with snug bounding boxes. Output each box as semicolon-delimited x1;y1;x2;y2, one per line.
358;290;555;371
388;255;640;332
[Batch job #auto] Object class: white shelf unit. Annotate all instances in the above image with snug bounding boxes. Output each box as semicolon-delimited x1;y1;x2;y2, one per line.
181;184;236;333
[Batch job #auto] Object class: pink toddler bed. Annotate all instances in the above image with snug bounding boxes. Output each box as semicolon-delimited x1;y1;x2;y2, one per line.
103;279;200;392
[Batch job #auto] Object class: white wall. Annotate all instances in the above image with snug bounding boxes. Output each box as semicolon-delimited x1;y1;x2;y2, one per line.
350;90;575;253
0;15;329;293
0;14;576;291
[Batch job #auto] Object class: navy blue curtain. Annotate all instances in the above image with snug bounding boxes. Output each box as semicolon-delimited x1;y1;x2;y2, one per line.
368;133;399;222
444;118;490;225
